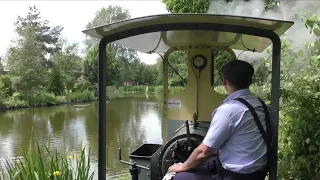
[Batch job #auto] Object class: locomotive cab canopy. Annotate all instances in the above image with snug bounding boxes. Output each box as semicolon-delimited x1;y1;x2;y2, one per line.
82;14;294;180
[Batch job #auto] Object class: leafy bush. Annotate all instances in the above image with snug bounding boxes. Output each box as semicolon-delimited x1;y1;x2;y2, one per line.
154;86;185;95
25;92;63;106
0;81;5;107
214;86;227;95
0;75;13;98
106;86;118;93
3;93;28;109
277;53;320;180
147;86;155;93
271;16;320;178
123;86;146;93
155;86;163;95
214;85;269;100
69;89;95;102
41;93;60;105
56;96;68;104
47;67;65;96
117;86;125;93
169;86;184;93
74;77;91;92
107;86;157;94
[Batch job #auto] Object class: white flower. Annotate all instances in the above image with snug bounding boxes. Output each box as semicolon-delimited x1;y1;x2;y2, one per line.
306;138;310;144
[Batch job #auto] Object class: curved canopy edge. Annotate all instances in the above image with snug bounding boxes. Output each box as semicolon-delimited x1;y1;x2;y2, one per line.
83;13;294;53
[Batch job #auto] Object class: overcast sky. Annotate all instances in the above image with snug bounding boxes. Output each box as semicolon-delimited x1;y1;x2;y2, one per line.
0;1;169;64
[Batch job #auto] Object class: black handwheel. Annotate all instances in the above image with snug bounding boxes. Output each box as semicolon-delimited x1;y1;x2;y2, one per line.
158;134;204;178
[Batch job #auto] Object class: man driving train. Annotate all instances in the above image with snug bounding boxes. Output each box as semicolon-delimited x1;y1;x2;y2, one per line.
167;60;271;180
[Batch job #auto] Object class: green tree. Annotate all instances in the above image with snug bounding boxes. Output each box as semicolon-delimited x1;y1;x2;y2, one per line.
7;26;47;97
14;5;63;60
154;59;164;85
167;51;188;86
74;76;91;92
211;50;233;86
83;46;99;89
0;75;13;97
0;57;4;75
83;45;120;90
163;0;211;13
264;0;279;10
84;6;140;87
51;41;82;91
0;75;13;107
47;66;64;95
163;0;279;14
84;5;130;51
0;81;5;107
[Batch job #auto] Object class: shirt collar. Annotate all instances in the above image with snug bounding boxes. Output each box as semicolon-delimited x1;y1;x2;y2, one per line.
223;88;251;103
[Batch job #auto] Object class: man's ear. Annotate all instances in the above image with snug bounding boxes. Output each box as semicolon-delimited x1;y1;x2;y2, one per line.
223;78;227;86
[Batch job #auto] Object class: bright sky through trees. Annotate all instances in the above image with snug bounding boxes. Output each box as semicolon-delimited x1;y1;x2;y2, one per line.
0;1;168;64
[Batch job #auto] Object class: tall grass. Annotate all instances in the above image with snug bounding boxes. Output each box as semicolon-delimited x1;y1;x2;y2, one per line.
1;142;94;180
107;86;156;94
69;89;96;102
154;86;185;95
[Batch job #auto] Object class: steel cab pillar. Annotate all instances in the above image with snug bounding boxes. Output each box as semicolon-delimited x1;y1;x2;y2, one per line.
82;14;294;180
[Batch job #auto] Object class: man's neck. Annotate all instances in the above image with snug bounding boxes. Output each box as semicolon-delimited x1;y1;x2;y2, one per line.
227;87;239;95
227;87;250;95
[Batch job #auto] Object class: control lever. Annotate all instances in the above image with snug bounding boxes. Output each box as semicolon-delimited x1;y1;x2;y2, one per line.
193;113;199;129
118;148;149;170
185;121;192;152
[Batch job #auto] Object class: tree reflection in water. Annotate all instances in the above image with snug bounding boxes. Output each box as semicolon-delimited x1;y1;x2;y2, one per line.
0;93;162;177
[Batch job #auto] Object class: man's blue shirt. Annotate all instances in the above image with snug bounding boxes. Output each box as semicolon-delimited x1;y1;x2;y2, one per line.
203;88;267;173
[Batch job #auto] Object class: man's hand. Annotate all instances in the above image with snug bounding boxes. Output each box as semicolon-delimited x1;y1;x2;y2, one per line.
168;163;184;173
166;143;217;173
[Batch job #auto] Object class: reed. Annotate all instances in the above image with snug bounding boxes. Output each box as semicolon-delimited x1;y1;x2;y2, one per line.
1;141;94;180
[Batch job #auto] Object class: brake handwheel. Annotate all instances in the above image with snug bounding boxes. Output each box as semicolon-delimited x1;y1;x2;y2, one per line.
158;134;204;177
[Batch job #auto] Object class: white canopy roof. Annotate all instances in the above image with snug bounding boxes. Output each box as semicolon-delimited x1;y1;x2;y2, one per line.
83;14;294;53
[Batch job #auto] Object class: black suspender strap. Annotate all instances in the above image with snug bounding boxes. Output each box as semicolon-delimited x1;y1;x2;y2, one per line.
257;98;272;146
234;98;272;172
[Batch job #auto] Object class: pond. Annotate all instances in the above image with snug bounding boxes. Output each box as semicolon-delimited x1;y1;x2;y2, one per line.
0;93;163;178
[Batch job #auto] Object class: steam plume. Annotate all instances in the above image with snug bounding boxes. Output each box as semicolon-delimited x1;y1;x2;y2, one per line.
207;0;320;64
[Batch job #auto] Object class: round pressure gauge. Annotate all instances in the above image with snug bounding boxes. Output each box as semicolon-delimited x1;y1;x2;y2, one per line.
192;55;207;70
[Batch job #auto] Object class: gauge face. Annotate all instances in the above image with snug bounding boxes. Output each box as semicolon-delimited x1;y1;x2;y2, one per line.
192;55;206;69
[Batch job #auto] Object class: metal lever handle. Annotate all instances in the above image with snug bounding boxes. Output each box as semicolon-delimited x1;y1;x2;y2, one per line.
118;148;150;170
185;121;192;152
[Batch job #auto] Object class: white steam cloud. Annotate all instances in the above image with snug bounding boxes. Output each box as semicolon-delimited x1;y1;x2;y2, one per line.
207;0;320;65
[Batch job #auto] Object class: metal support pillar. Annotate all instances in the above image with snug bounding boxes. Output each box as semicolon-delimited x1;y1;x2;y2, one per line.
98;38;107;180
270;36;281;180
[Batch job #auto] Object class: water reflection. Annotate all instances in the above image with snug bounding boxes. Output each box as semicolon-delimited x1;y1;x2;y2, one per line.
0;93;162;177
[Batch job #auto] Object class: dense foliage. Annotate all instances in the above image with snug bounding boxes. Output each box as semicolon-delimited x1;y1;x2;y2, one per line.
162;0;279;13
275;15;320;180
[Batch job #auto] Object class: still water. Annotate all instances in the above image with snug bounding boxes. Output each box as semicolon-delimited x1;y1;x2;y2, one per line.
0;93;163;177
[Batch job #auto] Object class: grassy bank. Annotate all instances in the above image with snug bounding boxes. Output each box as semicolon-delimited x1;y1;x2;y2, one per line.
106;85;185;95
107;85;157;94
0;89;96;111
106;85;268;100
0;85;269;111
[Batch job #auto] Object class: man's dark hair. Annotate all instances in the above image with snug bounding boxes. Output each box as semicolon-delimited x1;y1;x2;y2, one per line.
221;60;254;89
